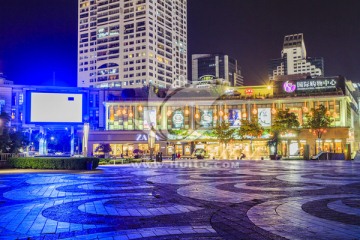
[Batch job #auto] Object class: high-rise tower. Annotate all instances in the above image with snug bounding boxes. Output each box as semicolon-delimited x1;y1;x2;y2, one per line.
78;0;187;88
192;54;243;86
269;33;324;81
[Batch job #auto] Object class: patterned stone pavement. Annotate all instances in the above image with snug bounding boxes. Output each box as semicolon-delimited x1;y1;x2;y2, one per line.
0;160;360;240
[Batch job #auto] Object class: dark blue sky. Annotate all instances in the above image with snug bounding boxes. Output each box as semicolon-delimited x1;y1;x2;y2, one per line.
0;0;360;86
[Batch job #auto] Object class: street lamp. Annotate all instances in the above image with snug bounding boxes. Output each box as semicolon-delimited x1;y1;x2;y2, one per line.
148;126;156;161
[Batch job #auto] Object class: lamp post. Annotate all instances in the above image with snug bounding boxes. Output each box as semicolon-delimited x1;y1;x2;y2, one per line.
148;126;156;161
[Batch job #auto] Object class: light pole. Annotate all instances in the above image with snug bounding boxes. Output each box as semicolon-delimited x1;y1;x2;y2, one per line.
148;126;156;161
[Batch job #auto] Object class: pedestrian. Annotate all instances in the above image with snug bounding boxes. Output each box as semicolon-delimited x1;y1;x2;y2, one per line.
160;152;163;162
177;152;181;159
156;152;160;162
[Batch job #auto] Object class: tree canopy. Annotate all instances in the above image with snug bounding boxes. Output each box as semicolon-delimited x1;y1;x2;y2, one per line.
238;118;264;139
272;109;300;134
212;121;235;145
304;104;333;139
95;143;112;154
0;112;27;153
269;109;300;155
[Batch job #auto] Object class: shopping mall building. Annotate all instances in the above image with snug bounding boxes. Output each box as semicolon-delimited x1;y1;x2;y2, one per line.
0;76;359;159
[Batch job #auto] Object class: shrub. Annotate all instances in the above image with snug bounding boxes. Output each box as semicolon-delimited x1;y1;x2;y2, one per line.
8;157;100;170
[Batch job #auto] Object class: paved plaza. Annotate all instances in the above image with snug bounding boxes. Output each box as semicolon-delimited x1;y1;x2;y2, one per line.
0;160;360;240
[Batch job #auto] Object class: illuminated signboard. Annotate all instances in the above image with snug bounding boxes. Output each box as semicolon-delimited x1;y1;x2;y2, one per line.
199;75;215;81
283;81;296;93
26;92;86;124
172;110;184;129
228;109;241;127
258;108;271;127
283;79;338;93
296;79;337;91
200;110;213;128
136;134;160;141
245;89;254;95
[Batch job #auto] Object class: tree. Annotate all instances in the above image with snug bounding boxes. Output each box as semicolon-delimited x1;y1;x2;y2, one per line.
95;143;112;158
270;109;300;155
8;130;28;153
213;121;236;146
238;118;264;157
304;104;333;154
212;121;235;158
0;112;27;153
47;131;71;153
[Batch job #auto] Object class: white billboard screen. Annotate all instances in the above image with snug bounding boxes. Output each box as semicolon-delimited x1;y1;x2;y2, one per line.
29;92;84;123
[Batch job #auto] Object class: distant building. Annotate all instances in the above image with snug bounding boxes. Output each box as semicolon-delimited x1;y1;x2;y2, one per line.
0;73;14;85
77;0;188;89
192;54;243;86
269;33;324;80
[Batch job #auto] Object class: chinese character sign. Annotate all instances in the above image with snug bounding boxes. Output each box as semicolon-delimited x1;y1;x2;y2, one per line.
296;79;337;91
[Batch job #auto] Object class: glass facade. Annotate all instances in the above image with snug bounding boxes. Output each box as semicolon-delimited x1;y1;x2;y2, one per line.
1;77;357;159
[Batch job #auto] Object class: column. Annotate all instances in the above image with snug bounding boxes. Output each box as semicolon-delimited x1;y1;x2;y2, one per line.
190;105;195;130
70;126;74;156
105;104;109;130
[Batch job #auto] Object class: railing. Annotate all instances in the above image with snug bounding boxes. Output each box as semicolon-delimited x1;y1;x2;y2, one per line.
0;153;27;168
0;153;26;161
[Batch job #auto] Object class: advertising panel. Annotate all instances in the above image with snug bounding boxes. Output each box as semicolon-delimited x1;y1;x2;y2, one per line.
27;92;85;124
143;109;157;130
228;109;241;127
172;110;184;129
282;78;340;93
200;109;213;128
258;108;271;127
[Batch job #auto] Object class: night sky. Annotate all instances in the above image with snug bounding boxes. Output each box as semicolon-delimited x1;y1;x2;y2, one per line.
0;0;359;86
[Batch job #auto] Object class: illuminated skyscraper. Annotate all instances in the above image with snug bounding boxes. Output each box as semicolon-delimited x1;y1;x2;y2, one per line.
269;33;324;81
192;54;244;86
78;0;187;88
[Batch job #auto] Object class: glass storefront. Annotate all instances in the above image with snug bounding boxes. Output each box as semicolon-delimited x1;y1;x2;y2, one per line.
316;140;343;153
280;140;307;157
93;143;160;157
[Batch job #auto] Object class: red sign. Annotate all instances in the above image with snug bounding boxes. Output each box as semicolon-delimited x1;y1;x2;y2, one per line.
245;89;254;95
